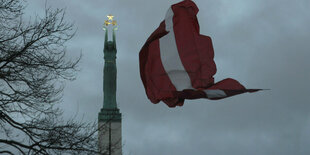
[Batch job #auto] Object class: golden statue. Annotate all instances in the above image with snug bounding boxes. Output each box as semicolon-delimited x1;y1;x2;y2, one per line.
103;14;117;30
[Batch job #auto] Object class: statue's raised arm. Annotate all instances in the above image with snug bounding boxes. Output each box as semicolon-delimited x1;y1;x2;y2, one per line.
103;14;117;50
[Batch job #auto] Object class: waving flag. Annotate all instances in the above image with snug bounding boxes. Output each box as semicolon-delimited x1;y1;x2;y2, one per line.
139;0;262;107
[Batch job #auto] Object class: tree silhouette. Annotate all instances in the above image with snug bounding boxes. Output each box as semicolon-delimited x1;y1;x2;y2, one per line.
0;0;108;154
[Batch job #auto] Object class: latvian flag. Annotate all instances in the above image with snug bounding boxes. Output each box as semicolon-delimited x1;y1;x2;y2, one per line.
139;0;262;107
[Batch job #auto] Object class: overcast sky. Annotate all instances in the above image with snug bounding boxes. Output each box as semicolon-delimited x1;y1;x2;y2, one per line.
24;0;310;154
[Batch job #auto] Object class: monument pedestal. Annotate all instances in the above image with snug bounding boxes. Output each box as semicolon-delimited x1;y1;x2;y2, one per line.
98;109;122;155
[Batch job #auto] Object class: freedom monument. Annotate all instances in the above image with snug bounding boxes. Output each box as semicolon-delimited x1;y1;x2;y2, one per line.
98;15;122;155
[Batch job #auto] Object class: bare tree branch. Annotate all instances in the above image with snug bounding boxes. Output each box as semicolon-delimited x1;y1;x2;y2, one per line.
0;0;117;154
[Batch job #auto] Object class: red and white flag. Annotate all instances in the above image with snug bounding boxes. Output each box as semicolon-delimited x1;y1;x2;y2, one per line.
139;0;262;107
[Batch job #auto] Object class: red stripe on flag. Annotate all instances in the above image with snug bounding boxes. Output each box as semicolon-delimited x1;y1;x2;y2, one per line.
140;21;177;104
164;89;207;107
206;78;262;100
207;78;246;90
171;1;216;89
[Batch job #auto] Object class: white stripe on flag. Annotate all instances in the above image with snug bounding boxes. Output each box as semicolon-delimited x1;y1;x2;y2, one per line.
204;90;227;98
159;7;193;91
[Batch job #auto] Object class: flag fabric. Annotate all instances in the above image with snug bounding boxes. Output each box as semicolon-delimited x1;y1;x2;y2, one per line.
139;0;262;107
